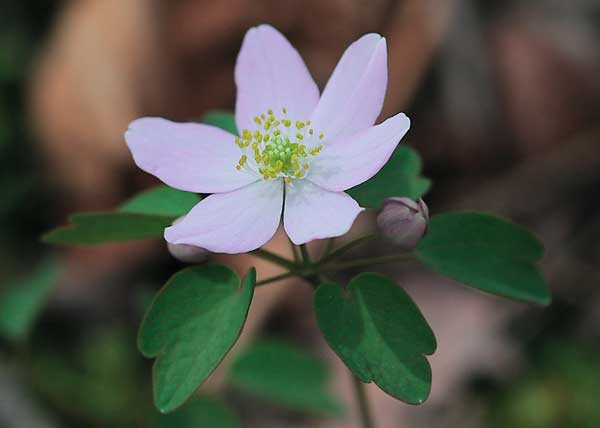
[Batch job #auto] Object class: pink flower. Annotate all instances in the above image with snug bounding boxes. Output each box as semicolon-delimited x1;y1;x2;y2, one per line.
125;25;410;254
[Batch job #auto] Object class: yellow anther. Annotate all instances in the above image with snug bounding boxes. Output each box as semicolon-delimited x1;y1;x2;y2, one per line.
309;145;323;156
236;107;326;181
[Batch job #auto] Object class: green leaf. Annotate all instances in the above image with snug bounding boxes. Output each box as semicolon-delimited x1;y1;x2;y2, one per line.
347;146;431;208
150;396;240;428
0;257;60;341
415;212;551;305
120;185;201;217
229;339;343;416
315;273;436;404
42;212;172;245
201;111;238;136
43;185;200;246
139;265;256;413
30;328;145;426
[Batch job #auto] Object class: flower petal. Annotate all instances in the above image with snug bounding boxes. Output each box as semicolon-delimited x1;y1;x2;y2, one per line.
308;112;410;191
165;179;283;254
283;180;363;245
125;117;257;193
235;24;319;131
310;34;387;141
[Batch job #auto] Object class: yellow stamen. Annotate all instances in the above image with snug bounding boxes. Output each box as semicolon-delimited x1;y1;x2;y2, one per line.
235;108;325;182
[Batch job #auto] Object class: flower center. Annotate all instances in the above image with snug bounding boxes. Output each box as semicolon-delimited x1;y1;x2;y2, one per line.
234;107;324;183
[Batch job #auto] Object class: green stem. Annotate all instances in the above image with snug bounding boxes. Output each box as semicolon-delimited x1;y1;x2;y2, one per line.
318;234;377;265
322;253;415;272
252;248;297;270
290;239;300;263
352;375;375;428
255;271;297;286
322;238;335;259
299;243;312;265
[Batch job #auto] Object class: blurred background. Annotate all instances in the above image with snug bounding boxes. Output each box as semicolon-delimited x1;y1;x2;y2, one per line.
1;0;600;427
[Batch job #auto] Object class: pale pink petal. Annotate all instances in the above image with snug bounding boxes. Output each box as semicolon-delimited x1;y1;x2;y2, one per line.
125;118;257;193
283;180;363;245
308;112;410;191
235;24;319;131
165;180;283;254
310;34;387;141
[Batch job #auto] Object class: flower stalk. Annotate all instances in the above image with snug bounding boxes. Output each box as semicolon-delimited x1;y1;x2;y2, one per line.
352;374;375;428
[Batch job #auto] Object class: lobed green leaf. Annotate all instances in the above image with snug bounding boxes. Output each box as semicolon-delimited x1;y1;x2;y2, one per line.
201;111;239;136
0;257;61;341
150;396;240;428
415;212;551;305
139;265;256;413
119;185;201;217
348;146;431;208
315;273;436;404
42;212;173;245
43;185;201;246
229;338;343;416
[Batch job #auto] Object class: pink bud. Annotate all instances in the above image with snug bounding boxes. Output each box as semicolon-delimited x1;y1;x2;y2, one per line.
377;198;429;250
167;217;209;263
167;242;210;264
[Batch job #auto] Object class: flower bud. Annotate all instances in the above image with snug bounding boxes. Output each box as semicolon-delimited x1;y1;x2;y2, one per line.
166;217;209;263
167;242;210;264
377;198;429;250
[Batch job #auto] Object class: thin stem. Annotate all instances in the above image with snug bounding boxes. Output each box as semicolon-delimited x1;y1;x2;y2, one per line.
318;234;377;265
289;239;300;264
299;243;312;265
322;253;415;272
321;237;335;260
255;271;297;286
252;248;297;270
352;375;375;428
